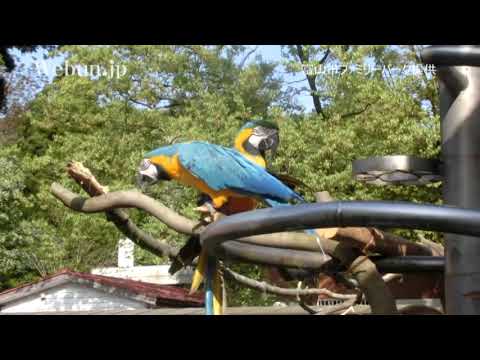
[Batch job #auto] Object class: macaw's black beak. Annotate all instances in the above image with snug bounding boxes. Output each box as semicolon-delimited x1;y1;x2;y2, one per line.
260;132;279;160
270;132;279;157
136;172;158;191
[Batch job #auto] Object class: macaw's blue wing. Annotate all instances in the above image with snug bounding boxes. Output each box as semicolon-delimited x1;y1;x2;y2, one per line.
176;142;304;205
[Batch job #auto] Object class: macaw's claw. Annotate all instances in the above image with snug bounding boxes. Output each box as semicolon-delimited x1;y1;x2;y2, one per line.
194;202;224;223
194;205;210;213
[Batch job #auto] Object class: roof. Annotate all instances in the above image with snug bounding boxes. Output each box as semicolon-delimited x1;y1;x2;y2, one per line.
0;269;204;308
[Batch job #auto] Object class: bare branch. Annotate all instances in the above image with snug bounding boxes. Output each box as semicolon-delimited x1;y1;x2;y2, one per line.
340;103;373;119
223;267;357;300
319;48;331;65
235;224;435;257
295;45;325;117
334;227;436;257
239;46;259;68
285;78;308;85
312;191;435;257
348;255;398;314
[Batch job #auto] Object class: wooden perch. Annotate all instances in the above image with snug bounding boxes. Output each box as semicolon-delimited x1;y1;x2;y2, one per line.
51;183;202;236
67;161;110;196
58;162;181;259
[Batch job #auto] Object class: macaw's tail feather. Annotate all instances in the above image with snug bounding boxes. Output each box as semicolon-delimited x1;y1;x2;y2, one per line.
204;264;214;315
190;247;208;295
264;198;288;207
204;256;221;315
264;193;305;208
213;265;223;315
268;171;314;193
169;235;202;275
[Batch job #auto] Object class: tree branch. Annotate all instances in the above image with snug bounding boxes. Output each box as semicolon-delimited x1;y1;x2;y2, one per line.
51;183;202;236
340;103;372;119
64;161;180;259
51;179;434;262
223;267;357;300
239;46;259;68
295;45;325;117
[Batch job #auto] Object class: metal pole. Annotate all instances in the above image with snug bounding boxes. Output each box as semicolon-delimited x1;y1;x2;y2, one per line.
422;46;480;314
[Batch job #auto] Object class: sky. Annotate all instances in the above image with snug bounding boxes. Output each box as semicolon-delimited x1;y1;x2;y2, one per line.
247;45;314;111
9;45;315;112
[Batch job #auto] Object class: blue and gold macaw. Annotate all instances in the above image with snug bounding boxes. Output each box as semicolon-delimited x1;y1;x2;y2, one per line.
138;121;314;314
137;138;313;314
167;121;309;305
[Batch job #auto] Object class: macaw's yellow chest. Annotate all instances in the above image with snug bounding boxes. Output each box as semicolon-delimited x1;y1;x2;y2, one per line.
150;154;244;209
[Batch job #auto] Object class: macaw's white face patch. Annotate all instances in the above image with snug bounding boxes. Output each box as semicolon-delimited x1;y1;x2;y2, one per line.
249;126;279;155
137;159;159;189
248;133;264;148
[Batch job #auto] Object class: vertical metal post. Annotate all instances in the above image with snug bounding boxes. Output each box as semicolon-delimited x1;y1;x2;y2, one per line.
422;46;480;314
442;67;480;314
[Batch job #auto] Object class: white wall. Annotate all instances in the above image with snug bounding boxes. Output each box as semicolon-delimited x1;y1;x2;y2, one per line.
0;283;148;313
92;265;193;285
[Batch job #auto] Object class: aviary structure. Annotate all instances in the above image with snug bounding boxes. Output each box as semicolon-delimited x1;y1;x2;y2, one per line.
195;46;480;315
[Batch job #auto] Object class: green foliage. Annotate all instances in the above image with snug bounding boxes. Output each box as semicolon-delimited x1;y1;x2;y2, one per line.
0;45;441;305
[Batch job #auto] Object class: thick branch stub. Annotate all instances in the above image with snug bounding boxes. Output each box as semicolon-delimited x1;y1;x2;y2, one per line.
63;161;181;258
51;183;179;258
50;183;202;236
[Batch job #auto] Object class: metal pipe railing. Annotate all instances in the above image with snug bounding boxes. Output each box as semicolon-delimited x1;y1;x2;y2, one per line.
201;201;480;259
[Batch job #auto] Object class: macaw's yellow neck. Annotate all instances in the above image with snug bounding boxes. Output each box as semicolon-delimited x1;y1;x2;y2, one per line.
234;128;266;168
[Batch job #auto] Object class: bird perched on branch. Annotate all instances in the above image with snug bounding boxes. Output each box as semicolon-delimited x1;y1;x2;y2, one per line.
166;121;310;277
137;121;315;315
